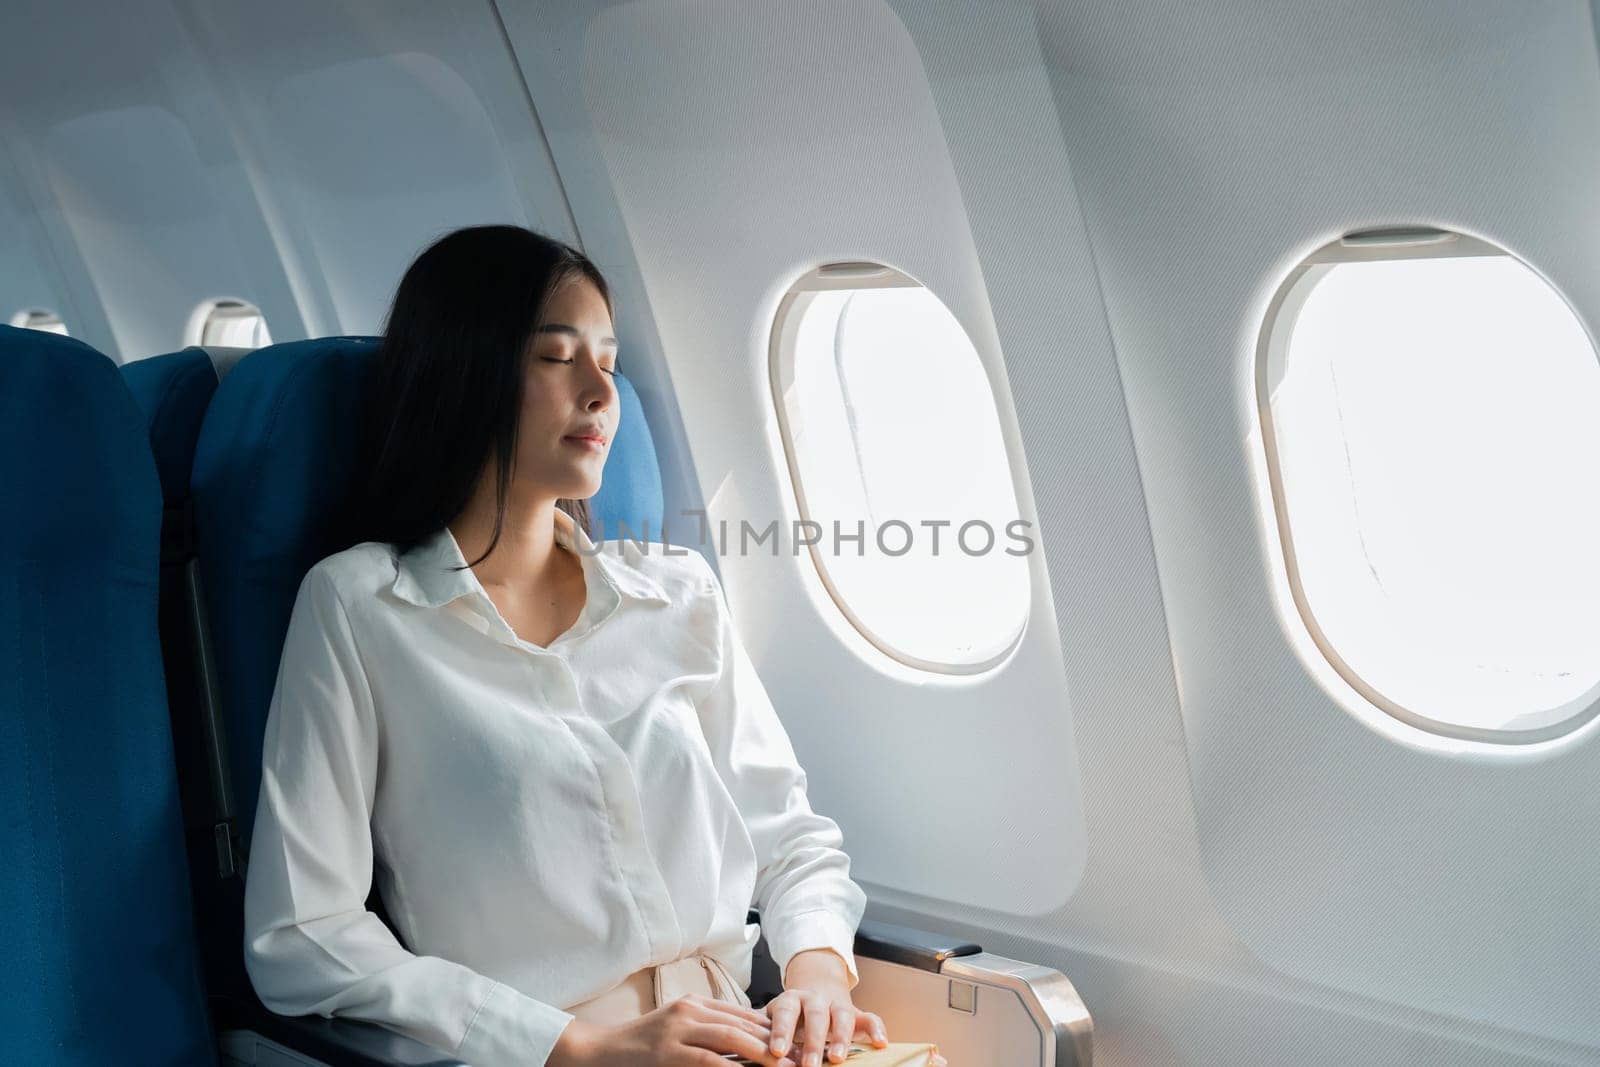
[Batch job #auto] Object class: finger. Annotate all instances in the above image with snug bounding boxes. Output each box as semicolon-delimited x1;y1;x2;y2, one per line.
853;1010;889;1047
710;999;780;1027
677;993;776;1039
800;995;831;1067
825;1004;856;1064
685;1021;793;1065
704;1001;775;1041
765;994;802;1060
681;1052;731;1066
717;1010;775;1044
683;992;775;1028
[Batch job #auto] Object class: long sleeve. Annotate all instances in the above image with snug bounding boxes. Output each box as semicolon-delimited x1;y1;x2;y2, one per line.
692;562;869;990
243;565;577;1067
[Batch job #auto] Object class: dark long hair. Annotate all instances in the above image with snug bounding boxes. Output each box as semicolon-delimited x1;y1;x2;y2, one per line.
336;225;612;567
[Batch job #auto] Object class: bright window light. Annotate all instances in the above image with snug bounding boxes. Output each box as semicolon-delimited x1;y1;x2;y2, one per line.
1260;230;1600;741
187;298;272;349
9;309;68;335
772;264;1029;672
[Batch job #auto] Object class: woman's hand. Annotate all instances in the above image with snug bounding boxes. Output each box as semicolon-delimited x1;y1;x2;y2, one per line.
549;994;801;1066
766;950;948;1067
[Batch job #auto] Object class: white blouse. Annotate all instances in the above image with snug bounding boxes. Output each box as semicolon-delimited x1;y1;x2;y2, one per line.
242;508;867;1067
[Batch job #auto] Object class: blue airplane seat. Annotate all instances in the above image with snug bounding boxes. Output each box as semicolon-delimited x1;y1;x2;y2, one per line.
122;346;226;507
184;336;665;1058
0;325;218;1065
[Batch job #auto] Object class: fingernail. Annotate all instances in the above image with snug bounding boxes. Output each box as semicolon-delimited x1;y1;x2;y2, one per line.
805;1054;820;1067
772;1038;787;1054
830;1044;845;1061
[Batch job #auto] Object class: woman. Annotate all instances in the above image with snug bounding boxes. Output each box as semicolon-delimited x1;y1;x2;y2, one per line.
241;226;946;1067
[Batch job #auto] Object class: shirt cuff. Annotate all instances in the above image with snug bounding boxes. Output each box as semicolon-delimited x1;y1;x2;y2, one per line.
768;908;861;991
455;980;577;1067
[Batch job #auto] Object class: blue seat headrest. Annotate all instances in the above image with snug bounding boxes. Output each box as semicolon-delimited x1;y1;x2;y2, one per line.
1;327;153;556
589;372;667;542
0;324;216;1063
191;335;666;836
121;347;221;507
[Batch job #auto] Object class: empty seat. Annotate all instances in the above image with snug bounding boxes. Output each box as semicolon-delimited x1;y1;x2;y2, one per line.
0;325;217;1065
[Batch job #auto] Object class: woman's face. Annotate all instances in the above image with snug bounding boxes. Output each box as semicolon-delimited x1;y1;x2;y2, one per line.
515;274;620;502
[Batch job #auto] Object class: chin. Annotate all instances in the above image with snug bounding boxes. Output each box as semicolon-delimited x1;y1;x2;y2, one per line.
555;472;603;500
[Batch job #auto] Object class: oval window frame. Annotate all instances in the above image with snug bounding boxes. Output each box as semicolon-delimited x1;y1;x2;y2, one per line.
1256;226;1600;745
9;308;68;335
768;261;1030;675
184;297;272;349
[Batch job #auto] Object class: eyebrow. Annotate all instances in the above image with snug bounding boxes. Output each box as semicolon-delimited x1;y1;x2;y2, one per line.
535;323;618;348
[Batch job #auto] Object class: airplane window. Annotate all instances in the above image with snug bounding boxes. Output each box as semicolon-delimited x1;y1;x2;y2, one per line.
187;298;272;349
9;308;68;335
770;262;1029;673
1258;227;1600;742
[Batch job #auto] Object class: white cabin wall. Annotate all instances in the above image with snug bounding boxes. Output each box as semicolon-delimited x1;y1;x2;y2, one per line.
1032;0;1600;1052
876;2;1260;1060
0;0;299;360
0;0;580;361
0;150;72;335
173;0;577;338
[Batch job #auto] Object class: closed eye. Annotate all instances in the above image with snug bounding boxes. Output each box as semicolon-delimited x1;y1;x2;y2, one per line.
542;356;616;377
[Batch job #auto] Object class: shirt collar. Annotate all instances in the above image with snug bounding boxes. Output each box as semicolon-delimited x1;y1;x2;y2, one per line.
390;508;671;609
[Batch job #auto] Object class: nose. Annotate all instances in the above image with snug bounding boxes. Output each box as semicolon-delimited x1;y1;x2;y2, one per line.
580;359;616;414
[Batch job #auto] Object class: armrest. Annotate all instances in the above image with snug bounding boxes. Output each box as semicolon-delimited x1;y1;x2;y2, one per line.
941;953;1094;1067
853;917;982;974
214;995;465;1066
746;909;982;975
745;910;1092;1066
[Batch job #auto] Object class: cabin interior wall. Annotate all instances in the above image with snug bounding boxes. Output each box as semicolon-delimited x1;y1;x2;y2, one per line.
1030;0;1600;1057
3;0;1598;1062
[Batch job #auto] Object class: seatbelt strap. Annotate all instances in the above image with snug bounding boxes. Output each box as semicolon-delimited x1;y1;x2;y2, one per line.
162;495;248;883
184;556;248;882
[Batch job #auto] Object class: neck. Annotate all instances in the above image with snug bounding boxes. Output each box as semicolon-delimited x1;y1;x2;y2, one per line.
447;476;569;588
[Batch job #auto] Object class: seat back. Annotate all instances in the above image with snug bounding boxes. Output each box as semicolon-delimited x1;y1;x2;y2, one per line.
122;347;231;510
0;325;217;1064
193;337;380;852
